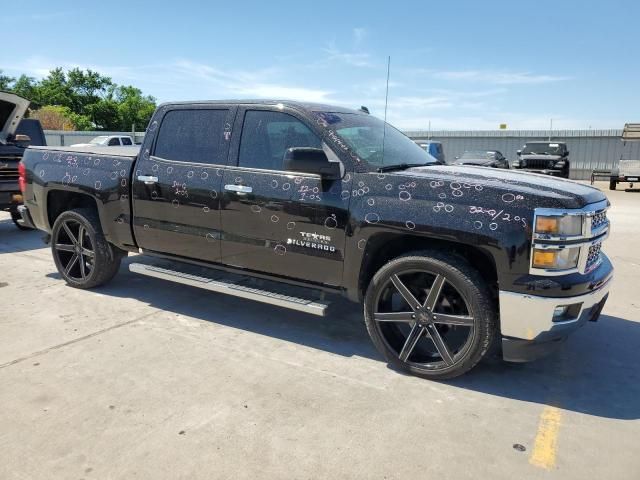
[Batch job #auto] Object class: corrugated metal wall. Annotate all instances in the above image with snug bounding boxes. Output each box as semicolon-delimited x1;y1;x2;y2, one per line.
406;129;640;180
44;129;640;181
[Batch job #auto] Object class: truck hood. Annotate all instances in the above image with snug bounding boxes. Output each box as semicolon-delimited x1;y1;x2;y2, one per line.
451;158;495;166
0;92;30;145
399;165;605;209
520;154;563;161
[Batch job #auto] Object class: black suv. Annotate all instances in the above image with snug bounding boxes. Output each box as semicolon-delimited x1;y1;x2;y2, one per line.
512;141;570;178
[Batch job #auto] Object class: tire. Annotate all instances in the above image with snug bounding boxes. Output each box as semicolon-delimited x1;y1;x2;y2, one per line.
609;179;617;190
364;250;497;380
11;210;33;230
51;208;125;289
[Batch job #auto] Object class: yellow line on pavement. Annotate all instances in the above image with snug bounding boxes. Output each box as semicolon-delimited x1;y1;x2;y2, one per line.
529;406;562;470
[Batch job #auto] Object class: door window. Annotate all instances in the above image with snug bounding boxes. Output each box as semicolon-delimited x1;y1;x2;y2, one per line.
238;110;321;171
154;109;228;164
121;137;133;145
108;137;121;146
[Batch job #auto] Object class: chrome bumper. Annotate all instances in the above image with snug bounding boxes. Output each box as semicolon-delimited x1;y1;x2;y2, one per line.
499;277;612;341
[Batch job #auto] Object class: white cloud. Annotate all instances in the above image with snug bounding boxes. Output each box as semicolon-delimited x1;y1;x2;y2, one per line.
433;69;570;85
353;27;367;45
322;45;373;68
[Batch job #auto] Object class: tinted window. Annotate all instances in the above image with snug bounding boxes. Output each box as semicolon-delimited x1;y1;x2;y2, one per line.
238;110;321;171
154;109;228;164
121;137;132;145
108;137;120;146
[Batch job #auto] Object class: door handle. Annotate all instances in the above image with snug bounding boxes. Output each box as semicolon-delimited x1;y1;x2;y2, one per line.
137;175;158;185
224;184;253;194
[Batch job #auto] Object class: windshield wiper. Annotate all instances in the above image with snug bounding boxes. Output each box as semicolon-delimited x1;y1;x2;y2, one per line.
377;163;433;173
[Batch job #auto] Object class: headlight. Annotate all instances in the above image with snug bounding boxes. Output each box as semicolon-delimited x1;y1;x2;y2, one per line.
532;247;580;270
535;215;583;237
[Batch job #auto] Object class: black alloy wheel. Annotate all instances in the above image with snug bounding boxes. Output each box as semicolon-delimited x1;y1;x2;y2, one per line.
364;251;496;380
53;218;95;282
51;208;124;289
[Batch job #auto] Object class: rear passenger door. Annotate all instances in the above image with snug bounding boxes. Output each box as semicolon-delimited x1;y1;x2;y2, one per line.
220;107;347;286
132;106;236;263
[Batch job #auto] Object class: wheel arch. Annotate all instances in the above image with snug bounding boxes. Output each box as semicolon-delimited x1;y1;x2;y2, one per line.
46;189;100;230
357;233;498;303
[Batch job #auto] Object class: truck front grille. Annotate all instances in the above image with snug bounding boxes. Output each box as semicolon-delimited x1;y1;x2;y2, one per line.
586;242;603;272
524;159;554;169
591;210;607;232
0;168;19;182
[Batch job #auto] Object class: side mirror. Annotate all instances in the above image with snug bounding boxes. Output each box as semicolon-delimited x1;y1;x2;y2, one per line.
283;147;341;179
516;150;522;156
565;150;570;156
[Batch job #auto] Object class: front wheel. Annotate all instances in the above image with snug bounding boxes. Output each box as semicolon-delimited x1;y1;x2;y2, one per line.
609;179;617;190
51;208;124;289
364;250;497;380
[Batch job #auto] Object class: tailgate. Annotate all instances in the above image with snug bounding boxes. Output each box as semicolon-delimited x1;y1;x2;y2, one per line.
619;160;640;177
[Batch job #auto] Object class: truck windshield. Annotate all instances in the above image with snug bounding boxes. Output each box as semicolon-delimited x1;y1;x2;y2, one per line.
89;136;109;145
460;151;494;159
314;112;438;168
522;143;564;155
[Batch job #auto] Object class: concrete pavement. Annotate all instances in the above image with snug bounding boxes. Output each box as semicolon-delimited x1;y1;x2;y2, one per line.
1;182;638;479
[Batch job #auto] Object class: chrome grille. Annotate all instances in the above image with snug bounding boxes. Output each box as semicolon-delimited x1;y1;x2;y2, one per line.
591;210;607;232
586;242;602;271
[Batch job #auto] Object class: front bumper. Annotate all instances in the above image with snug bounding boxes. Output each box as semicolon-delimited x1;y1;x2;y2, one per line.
516;168;567;177
499;276;612;362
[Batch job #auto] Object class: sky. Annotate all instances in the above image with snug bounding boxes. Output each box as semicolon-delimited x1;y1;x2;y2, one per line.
1;0;639;131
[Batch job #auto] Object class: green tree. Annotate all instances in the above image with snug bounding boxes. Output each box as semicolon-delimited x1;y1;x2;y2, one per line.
36;68;73;107
115;85;157;131
3;67;157;131
0;70;15;90
11;75;38;102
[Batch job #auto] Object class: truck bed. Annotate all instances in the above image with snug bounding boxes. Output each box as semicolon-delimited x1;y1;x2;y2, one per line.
29;145;140;158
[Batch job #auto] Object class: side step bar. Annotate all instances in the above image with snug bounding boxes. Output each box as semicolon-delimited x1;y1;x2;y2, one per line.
129;263;330;316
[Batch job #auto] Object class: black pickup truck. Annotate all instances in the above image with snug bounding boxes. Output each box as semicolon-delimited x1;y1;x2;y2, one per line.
512;141;571;178
1;91;46;229
19;100;613;379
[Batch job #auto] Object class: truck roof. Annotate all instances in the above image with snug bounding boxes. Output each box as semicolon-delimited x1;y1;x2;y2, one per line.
29;145;140;158
622;123;640;141
157;99;365;115
524;140;567;144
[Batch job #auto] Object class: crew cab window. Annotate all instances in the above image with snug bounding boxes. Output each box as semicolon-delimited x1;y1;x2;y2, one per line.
154;109;228;164
238;110;321;171
121;137;132;146
108;138;120;146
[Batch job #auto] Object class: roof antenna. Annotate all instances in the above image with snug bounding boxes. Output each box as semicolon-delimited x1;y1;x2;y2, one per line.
381;55;391;166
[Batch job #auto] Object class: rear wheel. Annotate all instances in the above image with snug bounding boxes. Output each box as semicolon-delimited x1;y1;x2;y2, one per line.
364;250;497;380
609;179;617;190
51;208;124;289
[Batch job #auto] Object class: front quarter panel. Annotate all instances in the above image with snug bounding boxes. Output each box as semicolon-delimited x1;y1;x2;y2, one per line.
342;170;534;299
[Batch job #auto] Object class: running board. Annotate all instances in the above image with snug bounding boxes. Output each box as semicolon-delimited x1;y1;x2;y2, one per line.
129;263;329;316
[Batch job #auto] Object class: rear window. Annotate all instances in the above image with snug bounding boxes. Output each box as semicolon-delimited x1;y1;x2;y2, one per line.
154;109;229;164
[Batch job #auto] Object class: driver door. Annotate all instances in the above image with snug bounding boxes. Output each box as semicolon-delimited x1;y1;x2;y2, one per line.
220;107;347;286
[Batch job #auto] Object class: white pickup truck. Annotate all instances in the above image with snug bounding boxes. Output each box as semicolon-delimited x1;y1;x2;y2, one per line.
610;123;640;190
70;135;135;147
